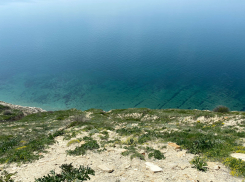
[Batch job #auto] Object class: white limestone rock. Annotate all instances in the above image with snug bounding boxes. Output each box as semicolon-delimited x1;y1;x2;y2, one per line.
98;164;114;173
145;162;163;173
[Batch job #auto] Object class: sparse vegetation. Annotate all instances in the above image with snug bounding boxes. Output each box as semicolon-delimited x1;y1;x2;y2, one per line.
1;104;245;179
121;146;145;160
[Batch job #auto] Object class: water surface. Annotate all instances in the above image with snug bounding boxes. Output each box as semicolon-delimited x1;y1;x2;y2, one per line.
0;0;245;111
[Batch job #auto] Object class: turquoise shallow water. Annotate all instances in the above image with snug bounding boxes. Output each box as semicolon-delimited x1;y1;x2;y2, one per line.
0;0;245;111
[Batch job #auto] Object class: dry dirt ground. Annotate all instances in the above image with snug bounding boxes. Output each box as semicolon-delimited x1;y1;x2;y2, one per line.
1;129;243;182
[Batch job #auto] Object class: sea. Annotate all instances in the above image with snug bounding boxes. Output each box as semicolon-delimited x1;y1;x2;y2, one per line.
0;0;245;111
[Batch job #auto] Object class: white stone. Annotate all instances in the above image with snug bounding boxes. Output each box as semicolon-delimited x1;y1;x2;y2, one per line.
231;153;245;161
98;164;114;173
145;162;163;173
124;164;131;169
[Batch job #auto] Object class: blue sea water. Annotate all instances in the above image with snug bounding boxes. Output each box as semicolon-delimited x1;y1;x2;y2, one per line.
0;0;245;111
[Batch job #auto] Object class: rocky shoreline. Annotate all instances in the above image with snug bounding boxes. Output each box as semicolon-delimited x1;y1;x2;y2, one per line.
0;101;46;116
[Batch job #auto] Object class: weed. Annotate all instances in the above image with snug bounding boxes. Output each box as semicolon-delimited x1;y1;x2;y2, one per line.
190;156;208;172
35;163;95;182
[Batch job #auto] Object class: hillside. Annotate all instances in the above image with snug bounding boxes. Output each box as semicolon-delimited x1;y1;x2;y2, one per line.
1;102;245;181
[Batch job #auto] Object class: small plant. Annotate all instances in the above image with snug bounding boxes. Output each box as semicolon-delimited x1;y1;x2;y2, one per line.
66;139;100;156
190;156;207;172
130;152;145;160
148;150;165;160
0;170;16;182
213;105;230;113
121;146;145;160
35;163;95;182
99;131;109;140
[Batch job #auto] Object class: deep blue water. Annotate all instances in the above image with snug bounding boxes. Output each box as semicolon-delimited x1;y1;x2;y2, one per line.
0;0;245;111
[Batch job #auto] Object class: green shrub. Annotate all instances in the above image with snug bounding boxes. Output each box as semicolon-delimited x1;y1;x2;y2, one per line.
190;156;207;172
48;129;65;140
213;105;230;113
66;140;100;156
35;163;95;182
223;157;245;177
148;150;165;160
121;146;145;160
130;153;145;160
116;127;142;136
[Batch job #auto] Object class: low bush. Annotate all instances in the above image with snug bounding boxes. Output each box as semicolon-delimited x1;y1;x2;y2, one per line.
68;115;88;128
213;105;230;113
3;110;12;116
223;157;245;177
148;150;165;160
66;139;100;156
